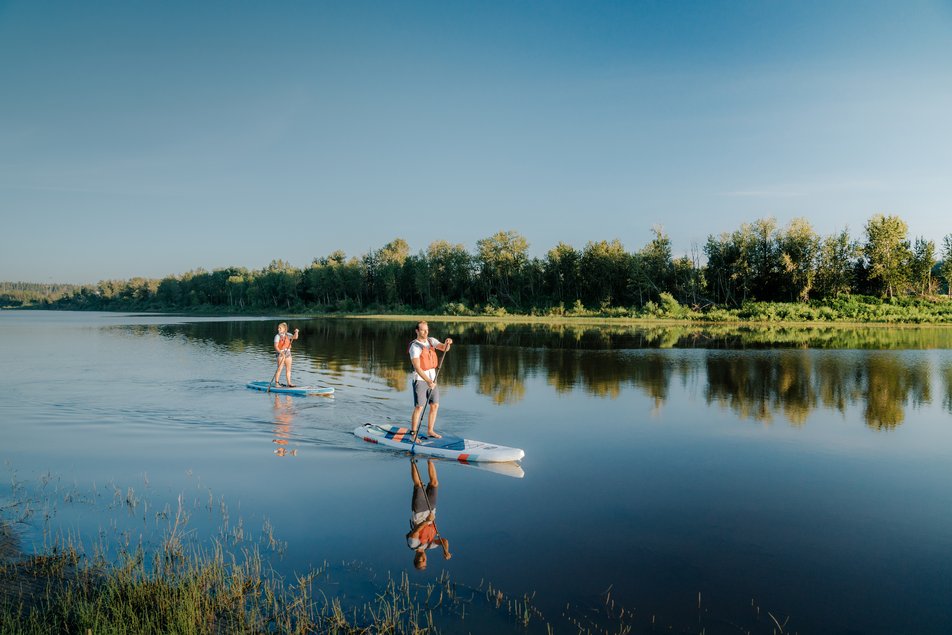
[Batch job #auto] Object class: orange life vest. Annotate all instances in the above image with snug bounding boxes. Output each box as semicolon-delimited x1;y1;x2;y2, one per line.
276;334;293;352
418;523;437;545
410;339;438;371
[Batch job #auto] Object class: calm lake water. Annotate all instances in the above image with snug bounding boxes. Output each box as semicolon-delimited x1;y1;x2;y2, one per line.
2;311;951;634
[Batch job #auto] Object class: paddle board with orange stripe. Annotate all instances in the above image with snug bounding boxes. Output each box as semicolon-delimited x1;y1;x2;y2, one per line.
353;423;525;463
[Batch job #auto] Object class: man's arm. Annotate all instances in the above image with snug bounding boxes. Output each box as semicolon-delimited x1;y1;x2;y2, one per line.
411;355;432;386
408;519;433;540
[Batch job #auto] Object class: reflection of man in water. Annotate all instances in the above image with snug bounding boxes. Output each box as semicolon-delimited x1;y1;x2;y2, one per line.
272;394;297;457
406;459;451;569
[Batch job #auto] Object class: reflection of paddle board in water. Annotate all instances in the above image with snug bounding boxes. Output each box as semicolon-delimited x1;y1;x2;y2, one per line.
454;457;524;478
246;381;334;396
354;423;525;463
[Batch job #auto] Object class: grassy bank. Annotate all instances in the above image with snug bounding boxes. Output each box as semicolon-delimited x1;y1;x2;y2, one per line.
0;472;800;635
11;294;952;325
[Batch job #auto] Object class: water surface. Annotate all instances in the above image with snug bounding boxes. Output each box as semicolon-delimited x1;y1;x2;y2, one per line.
1;311;951;634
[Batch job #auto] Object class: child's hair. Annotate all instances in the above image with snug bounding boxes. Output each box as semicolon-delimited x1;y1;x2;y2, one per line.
278;322;288;331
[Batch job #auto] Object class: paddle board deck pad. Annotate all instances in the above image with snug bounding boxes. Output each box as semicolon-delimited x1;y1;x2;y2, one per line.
354;423;524;463
246;381;334;396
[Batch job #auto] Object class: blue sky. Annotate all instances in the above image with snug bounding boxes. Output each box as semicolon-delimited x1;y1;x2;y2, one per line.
2;1;950;284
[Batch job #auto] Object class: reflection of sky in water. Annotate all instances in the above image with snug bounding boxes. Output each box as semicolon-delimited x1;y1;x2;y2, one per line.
2;312;952;634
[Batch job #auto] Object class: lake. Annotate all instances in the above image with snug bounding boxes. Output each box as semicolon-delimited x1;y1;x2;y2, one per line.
1;311;951;634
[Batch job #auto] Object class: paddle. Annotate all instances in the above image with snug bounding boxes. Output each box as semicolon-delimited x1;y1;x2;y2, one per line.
409;343;449;453
266;355;281;393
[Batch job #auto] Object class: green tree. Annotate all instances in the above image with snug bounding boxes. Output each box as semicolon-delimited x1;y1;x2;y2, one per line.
476;230;529;307
226;272;250;308
671;249;703;307
156;276;182;307
776;218;820;301
307;250;364;309
703;225;757;306
863;214;912;298
542;242;581;307
579;239;629;308
909;237;936;296
750;217;779;300
427;240;473;307
399;253;428;308
375;238;410;306
638;226;674;303
702;233;734;305
941;234;952;297
252;260;300;308
814;228;858;299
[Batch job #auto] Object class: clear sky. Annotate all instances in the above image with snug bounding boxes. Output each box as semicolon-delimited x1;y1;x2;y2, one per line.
2;0;950;284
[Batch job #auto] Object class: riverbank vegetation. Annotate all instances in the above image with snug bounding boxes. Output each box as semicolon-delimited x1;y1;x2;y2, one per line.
6;214;952;323
1;473;796;634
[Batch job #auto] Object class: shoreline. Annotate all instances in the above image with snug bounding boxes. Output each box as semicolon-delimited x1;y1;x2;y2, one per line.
6;304;952;328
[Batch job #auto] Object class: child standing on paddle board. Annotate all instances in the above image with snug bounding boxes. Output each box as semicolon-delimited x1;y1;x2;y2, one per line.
409;320;452;439
406;459;451;570
273;322;299;387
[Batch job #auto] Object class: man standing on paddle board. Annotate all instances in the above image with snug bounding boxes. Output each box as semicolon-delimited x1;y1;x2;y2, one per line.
273;322;299;387
406;459;451;570
409;320;452;439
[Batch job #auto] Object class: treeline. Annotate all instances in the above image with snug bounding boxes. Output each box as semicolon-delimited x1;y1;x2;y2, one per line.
0;281;79;308
13;214;952;316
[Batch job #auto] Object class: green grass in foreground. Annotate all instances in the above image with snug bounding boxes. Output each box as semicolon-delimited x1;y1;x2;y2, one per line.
1;473;801;635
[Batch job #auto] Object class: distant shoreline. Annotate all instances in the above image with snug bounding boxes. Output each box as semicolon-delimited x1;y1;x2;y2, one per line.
5;301;952;327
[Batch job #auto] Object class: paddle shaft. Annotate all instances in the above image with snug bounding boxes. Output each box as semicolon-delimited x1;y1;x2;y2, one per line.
413;458;443;542
410;344;449;451
267;354;281;393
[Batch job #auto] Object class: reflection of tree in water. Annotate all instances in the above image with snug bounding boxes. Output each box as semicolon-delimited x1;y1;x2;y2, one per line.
814;355;862;414
775;353;816;425
543;348;581;393
704;351;933;428
377;367;411;391
164;319;946;427
541;348;678;406
705;354;779;423
577;353;623;399
861;355;931;430
943;363;952;414
476;346;532;405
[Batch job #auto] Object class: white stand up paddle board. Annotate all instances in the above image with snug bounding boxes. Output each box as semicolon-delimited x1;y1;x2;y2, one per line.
354;423;524;463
